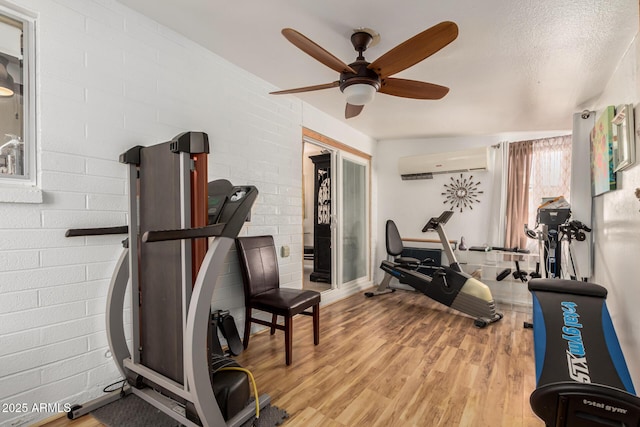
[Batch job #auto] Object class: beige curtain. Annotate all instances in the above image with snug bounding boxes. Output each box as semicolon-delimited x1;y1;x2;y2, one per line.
505;141;533;249
527;135;572;230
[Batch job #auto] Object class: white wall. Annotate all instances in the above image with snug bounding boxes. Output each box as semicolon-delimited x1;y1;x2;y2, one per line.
377;136;497;252
590;33;640;385
302;104;375;156
0;1;373;425
375;131;567;276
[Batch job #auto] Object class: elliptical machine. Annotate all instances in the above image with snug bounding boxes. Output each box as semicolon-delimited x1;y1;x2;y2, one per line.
366;211;503;328
524;197;591;281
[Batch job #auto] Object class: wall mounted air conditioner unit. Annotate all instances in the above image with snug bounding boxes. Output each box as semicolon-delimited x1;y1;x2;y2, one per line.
398;146;489;180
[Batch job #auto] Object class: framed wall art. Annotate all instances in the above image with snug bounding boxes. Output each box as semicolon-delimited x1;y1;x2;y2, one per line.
590;106;617;196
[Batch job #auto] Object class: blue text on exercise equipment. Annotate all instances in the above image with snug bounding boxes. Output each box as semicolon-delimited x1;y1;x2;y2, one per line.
561;301;591;383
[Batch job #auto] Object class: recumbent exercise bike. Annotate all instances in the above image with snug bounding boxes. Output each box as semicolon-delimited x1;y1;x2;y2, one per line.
366;211;503;328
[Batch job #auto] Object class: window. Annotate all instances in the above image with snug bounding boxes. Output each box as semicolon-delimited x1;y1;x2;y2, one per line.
527;136;572;232
0;6;35;187
505;135;572;249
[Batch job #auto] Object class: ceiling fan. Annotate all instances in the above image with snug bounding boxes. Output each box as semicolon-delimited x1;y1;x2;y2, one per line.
270;21;459;119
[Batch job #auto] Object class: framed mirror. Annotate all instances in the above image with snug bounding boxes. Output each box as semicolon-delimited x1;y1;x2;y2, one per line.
612;104;635;172
0;7;35;185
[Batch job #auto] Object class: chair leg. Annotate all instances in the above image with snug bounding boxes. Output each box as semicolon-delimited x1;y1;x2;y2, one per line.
313;304;320;346
285;316;292;365
270;313;277;335
243;307;252;349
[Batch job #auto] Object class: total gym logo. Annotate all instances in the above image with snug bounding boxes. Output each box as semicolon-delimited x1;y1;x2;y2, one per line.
561;301;591;383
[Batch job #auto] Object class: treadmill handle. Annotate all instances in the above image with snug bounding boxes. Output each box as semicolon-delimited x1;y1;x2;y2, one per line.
65;226;128;237
142;224;226;243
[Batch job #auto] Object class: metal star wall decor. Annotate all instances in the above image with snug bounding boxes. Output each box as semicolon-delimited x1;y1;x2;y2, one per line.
442;174;483;212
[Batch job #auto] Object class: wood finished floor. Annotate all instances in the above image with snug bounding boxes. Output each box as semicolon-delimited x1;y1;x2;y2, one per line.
39;289;543;427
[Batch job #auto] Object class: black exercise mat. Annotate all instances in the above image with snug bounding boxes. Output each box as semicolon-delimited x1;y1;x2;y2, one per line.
244;403;289;427
92;393;289;427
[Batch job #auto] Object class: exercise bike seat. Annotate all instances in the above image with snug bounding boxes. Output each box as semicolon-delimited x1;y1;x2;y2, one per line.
386;220;420;267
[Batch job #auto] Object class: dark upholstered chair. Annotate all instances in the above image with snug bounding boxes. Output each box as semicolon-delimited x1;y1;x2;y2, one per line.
235;235;321;365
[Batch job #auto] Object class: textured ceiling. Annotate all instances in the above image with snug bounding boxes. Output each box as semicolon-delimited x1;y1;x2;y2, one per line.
116;0;638;140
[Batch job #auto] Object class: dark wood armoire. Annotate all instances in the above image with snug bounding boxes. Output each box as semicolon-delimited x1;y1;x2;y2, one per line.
309;153;331;283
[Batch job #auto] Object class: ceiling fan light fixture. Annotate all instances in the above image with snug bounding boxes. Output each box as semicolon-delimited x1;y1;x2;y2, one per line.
274;22;458;116
0;57;15;98
0;84;14;97
343;83;376;105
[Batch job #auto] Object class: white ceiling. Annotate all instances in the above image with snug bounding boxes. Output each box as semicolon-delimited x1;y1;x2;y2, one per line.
117;0;638;140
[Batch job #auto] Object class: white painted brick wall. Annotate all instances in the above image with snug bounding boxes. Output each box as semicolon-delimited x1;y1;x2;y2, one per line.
0;330;39;358
0;1;374;425
0;337;88;378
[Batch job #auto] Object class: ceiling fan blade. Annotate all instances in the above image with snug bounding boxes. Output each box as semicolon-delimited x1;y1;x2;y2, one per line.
270;81;340;95
379;78;449;99
282;28;357;74
368;21;458;78
345;103;364;119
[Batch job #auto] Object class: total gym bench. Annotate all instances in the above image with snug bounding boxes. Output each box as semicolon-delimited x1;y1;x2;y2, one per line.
65;132;269;426
529;278;640;426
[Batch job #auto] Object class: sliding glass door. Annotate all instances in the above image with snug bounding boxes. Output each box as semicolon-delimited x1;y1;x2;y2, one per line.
339;153;370;285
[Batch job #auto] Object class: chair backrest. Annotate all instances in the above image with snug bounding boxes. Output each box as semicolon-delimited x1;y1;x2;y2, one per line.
235;235;280;301
386;220;405;257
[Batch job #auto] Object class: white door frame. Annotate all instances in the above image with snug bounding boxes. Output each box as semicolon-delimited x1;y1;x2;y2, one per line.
302;128;372;291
